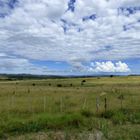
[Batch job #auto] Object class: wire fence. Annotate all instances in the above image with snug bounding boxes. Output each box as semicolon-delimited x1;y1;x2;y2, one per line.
1;92;140;115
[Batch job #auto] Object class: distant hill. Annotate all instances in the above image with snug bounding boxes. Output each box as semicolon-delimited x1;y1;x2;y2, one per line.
0;74;65;81
0;73;139;81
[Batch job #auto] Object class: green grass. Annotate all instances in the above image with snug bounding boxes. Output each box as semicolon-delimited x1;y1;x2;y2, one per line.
0;76;140;139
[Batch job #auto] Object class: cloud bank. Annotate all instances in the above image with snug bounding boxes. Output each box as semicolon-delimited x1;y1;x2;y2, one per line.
0;0;139;74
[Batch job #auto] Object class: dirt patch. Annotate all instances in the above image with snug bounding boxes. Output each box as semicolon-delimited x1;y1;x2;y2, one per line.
8;130;106;140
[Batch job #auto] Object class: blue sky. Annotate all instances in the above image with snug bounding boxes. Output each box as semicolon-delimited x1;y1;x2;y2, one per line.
0;0;140;75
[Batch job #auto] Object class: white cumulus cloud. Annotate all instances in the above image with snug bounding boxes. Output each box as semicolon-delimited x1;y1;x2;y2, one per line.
89;61;130;73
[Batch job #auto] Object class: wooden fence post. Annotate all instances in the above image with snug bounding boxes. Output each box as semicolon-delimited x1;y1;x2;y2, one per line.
28;88;30;93
43;96;46;112
96;97;100;113
104;97;107;112
60;97;63;113
118;94;124;110
82;98;86;110
11;95;14;110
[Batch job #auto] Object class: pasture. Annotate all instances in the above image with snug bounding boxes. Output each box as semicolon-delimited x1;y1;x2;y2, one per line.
0;76;140;139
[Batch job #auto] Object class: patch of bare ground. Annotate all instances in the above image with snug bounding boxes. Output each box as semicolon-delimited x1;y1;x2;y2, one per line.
7;130;106;140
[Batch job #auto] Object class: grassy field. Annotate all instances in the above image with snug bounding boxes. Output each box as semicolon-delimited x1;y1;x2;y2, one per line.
0;76;140;139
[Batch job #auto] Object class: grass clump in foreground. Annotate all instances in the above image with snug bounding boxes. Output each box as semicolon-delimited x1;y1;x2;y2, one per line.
100;109;140;125
0;113;85;138
1;109;140;139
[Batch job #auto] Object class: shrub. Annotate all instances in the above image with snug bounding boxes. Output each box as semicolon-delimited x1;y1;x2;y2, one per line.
82;80;86;83
32;83;36;86
101;110;114;119
70;83;73;87
57;84;62;87
81;80;86;85
81;110;94;118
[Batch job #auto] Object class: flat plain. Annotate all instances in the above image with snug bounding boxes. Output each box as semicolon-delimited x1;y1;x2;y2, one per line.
0;76;140;140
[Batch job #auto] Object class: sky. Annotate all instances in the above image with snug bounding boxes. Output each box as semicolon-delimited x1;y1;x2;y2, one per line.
0;0;140;75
